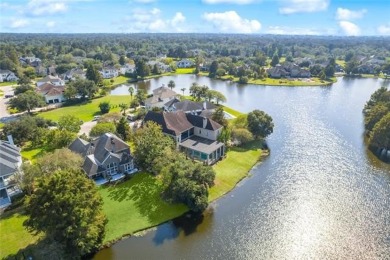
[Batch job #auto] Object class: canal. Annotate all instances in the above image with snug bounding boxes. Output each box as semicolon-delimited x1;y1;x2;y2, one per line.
96;76;390;259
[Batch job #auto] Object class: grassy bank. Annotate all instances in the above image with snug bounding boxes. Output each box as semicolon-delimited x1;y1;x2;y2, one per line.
100;172;187;243
39;95;131;122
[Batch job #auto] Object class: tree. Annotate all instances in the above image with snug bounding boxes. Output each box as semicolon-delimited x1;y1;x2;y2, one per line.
128;86;134;100
2;115;54;145
232;128;254;145
9;90;45;114
24;169;107;257
69;78;98;100
216;68;226;78
86;63;102;85
209;61;218;78
217;126;231;146
369;112;390;149
116;117;131;141
58;114;82;133
161;154;215;212
14;84;34;95
119;55;126;66
119;103;128;116
45;129;76;150
212;107;228;127
168;80;175;90
17;148;83;195
180;87;186;96
99;101;111;114
135;89;147;104
247;110;274;139
135;59;150;78
325;64;335;77
270;52;280;67
133;121;174;172
213;91;227;104
364;104;389;132
90;122;116;137
17;76;32;85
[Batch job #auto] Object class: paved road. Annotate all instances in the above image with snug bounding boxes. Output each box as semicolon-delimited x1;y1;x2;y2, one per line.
79;120;97;136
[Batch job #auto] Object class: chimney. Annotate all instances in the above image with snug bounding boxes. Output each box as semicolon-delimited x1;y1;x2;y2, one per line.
203;101;207;110
7;135;14;146
202;117;207;129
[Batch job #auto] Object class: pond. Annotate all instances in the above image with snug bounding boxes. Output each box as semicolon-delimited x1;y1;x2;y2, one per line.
98;75;390;259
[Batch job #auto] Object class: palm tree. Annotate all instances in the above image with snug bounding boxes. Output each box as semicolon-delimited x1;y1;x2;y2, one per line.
180;88;186;96
119;103;128;116
128;86;134;101
168;80;175;90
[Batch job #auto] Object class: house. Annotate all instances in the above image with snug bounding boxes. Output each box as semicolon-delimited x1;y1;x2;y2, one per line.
100;67;119;79
36;75;65;87
145;86;179;109
0;138;23;208
147;61;172;73
176;59;194;68
0;70;18;82
144;111;225;165
62;68;86;82
119;64;136;75
36;83;66;103
19;57;42;67
68;133;137;185
165;99;216;116
267;63;311;78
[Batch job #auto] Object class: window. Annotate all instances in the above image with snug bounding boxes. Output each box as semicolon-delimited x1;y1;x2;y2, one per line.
199;129;201;134
124;161;134;172
106;162;118;176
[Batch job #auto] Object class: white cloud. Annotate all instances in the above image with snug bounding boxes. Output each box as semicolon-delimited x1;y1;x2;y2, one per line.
378;24;390;35
266;26;321;35
46;21;56;27
121;9;187;32
10;18;30;28
279;0;329;14
172;12;185;24
202;0;258;4
338;21;360;36
336;8;366;20
203;11;261;33
26;0;68;16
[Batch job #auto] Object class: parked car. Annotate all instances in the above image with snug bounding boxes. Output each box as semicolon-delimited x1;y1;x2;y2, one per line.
93;115;101;121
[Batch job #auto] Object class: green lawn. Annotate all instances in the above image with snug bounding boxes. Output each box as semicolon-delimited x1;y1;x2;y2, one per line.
0;207;41;258
103;76;131;86
39;95;131;122
221;105;243;117
336;59;346;67
21;146;47;162
174;68;195;74
99;172;187;243
0;81;17;87
209;140;265;201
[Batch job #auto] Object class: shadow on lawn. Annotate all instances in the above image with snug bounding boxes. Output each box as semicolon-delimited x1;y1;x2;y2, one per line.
106;173;183;224
5;238;67;260
229;139;265;153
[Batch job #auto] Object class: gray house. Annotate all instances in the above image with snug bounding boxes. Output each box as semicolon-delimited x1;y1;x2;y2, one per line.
69;133;137;185
0;140;22;208
144;111;225;165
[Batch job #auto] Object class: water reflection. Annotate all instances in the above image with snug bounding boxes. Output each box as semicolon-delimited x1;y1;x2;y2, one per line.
98;76;390;259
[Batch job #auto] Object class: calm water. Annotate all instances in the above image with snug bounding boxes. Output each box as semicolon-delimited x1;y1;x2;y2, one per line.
99;76;390;259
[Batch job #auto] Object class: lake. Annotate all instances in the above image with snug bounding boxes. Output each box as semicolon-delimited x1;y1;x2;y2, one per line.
98;75;390;259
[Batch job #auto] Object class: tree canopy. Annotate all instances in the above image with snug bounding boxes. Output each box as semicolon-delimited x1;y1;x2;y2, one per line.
9;90;45;114
247;110;274;139
24;169;107;257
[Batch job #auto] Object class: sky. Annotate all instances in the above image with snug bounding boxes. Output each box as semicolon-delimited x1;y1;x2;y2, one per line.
0;0;389;36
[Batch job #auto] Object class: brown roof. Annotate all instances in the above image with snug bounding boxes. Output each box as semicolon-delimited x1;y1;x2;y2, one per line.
37;83;65;96
164;111;193;135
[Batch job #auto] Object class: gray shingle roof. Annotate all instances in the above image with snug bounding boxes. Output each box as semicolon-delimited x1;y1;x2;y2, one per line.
0;141;21;177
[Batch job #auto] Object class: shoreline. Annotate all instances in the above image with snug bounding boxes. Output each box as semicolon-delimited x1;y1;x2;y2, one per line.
97;145;270;251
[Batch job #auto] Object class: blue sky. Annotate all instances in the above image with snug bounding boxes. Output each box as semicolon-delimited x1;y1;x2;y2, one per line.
0;0;389;35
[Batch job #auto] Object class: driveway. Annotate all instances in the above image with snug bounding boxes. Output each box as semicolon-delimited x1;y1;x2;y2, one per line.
79;120;97;136
0;86;14;122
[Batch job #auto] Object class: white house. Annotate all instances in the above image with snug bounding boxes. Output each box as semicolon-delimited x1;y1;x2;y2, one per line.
36;75;65;87
36;83;66;103
0;139;23;208
100;67;119;79
176;59;194;68
119;64;136;75
0;70;18;82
